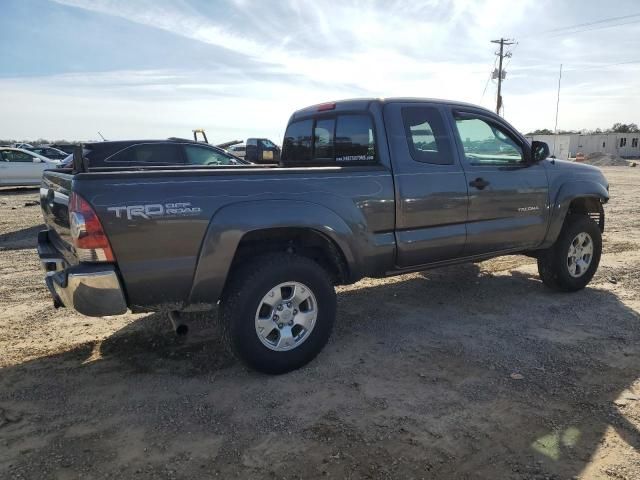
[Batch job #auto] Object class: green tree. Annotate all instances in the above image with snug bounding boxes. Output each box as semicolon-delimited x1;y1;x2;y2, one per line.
609;123;639;133
526;128;554;135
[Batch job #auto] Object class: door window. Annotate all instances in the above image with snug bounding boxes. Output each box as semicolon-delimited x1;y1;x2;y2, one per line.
259;139;276;148
454;116;523;165
4;150;34;162
402;107;454;165
184;145;238;165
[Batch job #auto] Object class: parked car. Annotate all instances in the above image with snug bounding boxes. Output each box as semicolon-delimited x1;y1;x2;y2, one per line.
60;138;249;168
227;143;246;159
27;146;69;161
50;144;77;155
38;98;609;374
0;147;61;186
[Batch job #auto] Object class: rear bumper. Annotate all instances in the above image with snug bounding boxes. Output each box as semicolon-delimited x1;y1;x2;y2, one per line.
38;230;128;317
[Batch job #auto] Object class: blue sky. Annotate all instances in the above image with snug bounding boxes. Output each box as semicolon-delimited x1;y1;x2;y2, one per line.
1;0;639;143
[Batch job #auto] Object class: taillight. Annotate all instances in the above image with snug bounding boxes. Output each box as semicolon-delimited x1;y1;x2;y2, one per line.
317;102;336;112
69;192;115;262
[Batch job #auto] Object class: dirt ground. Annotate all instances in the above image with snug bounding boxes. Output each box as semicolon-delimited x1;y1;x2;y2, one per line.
1;166;639;480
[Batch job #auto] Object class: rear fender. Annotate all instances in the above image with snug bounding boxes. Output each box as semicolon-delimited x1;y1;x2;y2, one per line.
541;180;608;248
188;200;359;305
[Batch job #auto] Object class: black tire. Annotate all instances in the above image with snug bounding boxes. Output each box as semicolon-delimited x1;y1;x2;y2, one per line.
219;253;336;374
537;214;602;292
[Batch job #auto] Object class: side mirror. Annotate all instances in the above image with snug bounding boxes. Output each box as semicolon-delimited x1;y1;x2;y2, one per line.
531;141;550;163
32;158;42;163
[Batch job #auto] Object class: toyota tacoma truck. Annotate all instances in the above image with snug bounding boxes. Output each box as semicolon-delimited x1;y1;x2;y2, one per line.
38;98;609;374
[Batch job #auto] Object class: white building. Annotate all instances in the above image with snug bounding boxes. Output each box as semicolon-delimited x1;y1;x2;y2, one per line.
525;133;640;160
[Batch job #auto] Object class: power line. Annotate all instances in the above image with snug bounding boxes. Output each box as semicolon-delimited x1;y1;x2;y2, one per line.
520;13;640;39
502;41;519;70
480;55;499;102
508;59;640;73
545;18;640;38
541;12;640;34
561;59;640;72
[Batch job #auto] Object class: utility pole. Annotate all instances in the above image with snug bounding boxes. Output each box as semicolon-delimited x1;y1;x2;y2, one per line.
491;38;515;115
552;63;563;157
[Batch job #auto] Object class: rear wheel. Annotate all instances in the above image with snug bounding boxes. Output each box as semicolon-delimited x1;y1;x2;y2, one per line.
537;214;602;291
219;253;336;374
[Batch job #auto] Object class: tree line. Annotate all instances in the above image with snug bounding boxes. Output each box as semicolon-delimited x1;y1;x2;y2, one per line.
0;138;81;146
527;123;639;136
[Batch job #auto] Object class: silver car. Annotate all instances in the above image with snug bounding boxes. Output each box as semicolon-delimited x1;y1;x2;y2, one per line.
0;148;61;187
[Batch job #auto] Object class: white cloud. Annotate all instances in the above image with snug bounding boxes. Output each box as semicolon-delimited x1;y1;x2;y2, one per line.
1;0;638;141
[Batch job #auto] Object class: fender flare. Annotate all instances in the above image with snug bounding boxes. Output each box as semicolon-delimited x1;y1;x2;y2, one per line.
187;200;361;305
542;180;608;247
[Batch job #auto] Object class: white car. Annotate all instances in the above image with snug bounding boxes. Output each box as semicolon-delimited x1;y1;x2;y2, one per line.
0;148;61;187
227;144;246;159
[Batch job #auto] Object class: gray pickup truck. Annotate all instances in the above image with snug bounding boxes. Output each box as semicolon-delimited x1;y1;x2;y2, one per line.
38;98;609;374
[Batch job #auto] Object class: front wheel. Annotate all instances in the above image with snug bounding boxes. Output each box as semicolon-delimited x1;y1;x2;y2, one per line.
537;214;602;291
219;253;336;374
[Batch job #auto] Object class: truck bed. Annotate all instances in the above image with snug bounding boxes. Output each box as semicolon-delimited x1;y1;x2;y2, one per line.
40;164;396;311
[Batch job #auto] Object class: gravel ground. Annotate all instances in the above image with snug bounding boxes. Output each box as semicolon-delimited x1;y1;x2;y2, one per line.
1;166;639;480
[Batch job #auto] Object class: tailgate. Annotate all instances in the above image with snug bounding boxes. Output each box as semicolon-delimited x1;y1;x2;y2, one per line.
40;170;77;265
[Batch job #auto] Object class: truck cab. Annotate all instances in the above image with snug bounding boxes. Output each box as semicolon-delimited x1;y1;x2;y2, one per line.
245;138;281;164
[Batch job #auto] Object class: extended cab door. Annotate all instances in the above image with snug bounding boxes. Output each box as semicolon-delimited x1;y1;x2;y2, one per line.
446;108;549;255
384;102;469;267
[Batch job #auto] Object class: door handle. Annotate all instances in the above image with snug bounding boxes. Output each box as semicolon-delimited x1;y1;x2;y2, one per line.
469;177;490;190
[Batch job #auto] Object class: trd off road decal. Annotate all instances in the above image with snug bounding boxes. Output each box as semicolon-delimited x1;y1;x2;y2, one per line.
107;202;201;220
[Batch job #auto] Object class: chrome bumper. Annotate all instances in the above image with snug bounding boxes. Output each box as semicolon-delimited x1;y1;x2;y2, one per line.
38;230;128;317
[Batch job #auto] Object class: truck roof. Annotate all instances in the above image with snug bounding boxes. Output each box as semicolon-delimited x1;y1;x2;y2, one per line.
290;97;495;121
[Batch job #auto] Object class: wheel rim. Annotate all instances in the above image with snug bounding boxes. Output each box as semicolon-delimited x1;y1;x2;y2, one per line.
254;281;318;352
567;232;594;278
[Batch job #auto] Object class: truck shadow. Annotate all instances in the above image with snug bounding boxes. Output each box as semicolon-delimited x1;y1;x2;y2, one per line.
0;186;39;195
0;225;45;250
1;262;639;478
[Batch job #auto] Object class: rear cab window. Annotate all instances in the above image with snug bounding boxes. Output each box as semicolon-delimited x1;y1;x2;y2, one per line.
282;120;313;163
107;143;183;165
282;114;376;166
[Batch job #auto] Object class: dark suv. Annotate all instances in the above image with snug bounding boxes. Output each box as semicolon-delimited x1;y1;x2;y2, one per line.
62;138;248;168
